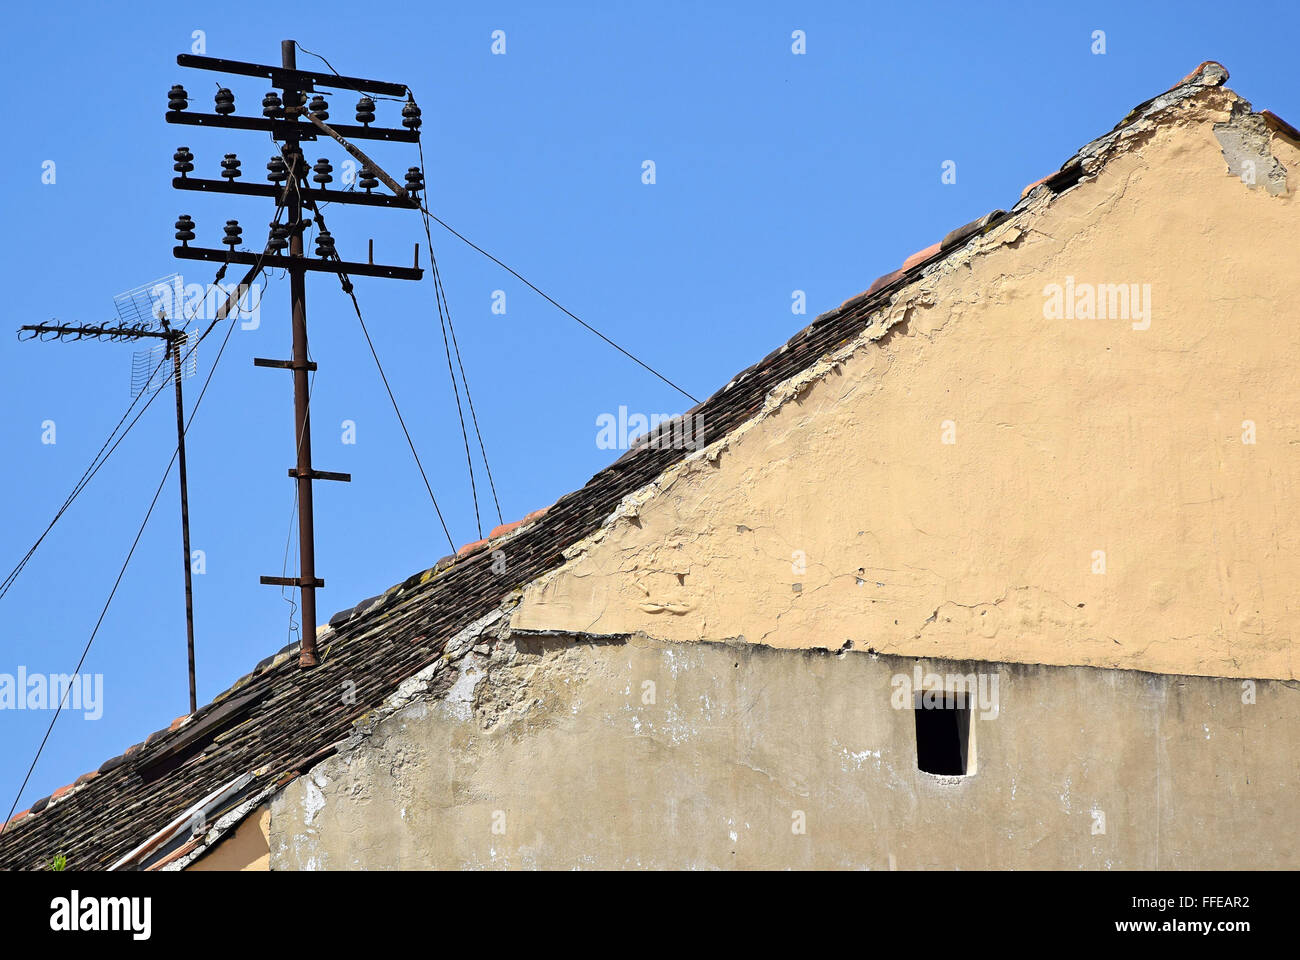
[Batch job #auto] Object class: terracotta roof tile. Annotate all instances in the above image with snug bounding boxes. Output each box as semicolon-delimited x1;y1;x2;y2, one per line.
942;211;1007;250
1020;173;1053;198
864;268;906;298
901;242;941;271
457;537;489;557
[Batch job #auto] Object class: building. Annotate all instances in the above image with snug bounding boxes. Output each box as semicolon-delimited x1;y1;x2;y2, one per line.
1;61;1296;870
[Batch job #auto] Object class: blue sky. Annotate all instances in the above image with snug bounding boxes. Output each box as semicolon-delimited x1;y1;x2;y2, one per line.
1;0;1295;817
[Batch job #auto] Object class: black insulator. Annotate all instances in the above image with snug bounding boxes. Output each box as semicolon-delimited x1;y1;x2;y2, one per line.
267;155;288;184
355;95;375;126
358;164;379;193
404;166;424;196
309;95;329;120
262;91;283;119
401;100;422;131
174;214;196;245
173;146;194;177
222;219;243;248
214;87;235;116
167;84;188;111
315;228;336;258
312;157;333;186
220;153;242;181
267;221;289;254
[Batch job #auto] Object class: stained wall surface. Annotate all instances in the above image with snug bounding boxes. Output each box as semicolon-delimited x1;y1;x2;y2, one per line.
270;633;1298;869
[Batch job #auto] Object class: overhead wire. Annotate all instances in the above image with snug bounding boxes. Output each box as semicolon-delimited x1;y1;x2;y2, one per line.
414;134;502;528
293;44;692;507
431;258;502;524
416;200;700;405
307;203;457;554
425;223;486;538
434;262;502;523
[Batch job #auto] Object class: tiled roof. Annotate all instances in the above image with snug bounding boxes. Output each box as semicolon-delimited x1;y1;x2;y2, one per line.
0;61;1266;869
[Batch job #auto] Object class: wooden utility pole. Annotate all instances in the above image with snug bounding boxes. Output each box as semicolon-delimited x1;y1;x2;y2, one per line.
281;40;321;666
165;39;425;666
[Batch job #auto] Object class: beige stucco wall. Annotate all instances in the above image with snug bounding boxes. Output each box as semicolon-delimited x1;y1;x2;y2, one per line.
513;87;1300;681
269;632;1298;869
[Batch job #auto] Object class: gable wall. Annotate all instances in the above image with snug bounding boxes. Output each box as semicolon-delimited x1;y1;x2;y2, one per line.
513;88;1300;681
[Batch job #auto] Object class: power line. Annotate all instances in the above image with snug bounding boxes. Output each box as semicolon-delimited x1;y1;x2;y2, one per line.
291;46;695;403
422;207;485;537
307;205;457;553
341;280;457;554
431;256;503;525
293;42;408;102
286;49;691;514
1;443;174;837
417;202;700;405
412;138;502;528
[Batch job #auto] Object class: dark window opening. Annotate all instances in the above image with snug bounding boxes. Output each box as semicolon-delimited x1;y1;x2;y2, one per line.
914;692;971;775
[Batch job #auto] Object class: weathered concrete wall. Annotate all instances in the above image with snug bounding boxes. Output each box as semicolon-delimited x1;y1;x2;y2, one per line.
269;632;1298;869
512;85;1300;681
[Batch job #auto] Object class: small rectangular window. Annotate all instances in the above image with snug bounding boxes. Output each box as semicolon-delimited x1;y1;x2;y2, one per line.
914;692;971;776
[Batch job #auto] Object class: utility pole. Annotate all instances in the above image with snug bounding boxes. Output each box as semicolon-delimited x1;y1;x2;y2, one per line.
20;313;198;712
282;40;320;665
166;39;425;667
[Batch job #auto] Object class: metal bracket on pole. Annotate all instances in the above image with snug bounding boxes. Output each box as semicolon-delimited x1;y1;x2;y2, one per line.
288;468;351;482
254;357;318;371
260;575;325;588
